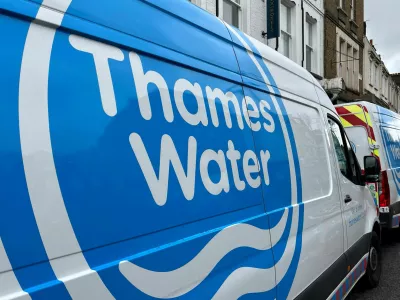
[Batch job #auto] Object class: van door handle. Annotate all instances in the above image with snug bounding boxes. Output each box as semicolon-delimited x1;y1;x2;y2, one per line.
344;195;352;203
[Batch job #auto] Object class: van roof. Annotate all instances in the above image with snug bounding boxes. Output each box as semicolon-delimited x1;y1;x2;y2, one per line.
232;32;335;111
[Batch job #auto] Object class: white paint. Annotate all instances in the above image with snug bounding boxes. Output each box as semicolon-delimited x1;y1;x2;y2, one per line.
242;96;261;131
259;150;271;186
69;34;124;117
129;52;174;122
259;100;275;133
174;79;208;126
119;209;288;299
19;2;114;299
243;150;261;188
206;86;244;129
0;239;31;300
200;149;230;195
226;140;246;191
129;133;197;206
212;206;299;299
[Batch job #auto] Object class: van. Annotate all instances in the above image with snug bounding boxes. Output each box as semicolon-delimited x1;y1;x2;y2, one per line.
0;1;381;299
336;102;400;230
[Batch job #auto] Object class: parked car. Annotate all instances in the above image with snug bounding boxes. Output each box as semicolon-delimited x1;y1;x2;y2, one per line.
0;1;380;299
336;102;400;231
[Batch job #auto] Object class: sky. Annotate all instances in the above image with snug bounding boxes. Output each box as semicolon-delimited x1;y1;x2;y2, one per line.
365;0;400;74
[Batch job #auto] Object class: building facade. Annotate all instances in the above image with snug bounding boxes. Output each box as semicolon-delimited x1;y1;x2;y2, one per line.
361;37;400;112
362;37;390;108
189;0;324;77
322;0;364;104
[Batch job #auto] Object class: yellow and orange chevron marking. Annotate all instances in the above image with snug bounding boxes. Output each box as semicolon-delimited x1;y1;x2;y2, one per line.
336;104;380;158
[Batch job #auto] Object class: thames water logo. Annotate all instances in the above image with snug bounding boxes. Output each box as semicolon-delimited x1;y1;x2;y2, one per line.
17;1;303;299
380;112;400;194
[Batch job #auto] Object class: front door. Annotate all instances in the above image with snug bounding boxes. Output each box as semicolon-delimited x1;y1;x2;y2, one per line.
328;116;367;257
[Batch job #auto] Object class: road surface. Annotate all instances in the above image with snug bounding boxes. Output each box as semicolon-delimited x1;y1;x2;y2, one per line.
348;229;400;300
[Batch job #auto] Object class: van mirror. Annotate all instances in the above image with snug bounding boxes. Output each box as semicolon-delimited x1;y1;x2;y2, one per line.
364;156;380;182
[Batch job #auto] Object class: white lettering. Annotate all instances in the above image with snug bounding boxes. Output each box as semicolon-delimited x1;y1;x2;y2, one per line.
129;52;174;122
174;79;208;126
260;100;275;133
69;34;124;117
260;150;271;186
200;149;230;195
243;150;261;188
129;133;197;206
226;140;245;191
242;96;261;131
206;87;244;129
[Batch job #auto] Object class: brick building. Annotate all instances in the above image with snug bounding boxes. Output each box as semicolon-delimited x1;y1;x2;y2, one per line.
322;0;364;104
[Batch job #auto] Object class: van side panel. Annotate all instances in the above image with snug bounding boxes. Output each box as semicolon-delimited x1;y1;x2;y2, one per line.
376;107;400;227
0;8;73;300
0;1;284;299
227;28;346;299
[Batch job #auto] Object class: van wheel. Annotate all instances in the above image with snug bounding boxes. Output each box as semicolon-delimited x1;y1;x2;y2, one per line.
361;231;381;289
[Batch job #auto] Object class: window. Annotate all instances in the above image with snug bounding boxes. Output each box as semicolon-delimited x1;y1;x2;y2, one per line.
306;20;315;72
347;45;352;87
328;117;362;184
280;3;292;58
370;61;374;86
219;0;241;28
350;0;355;20
353;48;358;91
339;39;345;78
329;118;349;177
375;64;379;87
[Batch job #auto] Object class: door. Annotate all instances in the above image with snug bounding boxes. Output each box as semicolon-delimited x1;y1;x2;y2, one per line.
327;116;367;255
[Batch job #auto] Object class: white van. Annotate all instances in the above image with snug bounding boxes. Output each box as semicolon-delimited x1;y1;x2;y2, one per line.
336;102;400;230
0;1;380;299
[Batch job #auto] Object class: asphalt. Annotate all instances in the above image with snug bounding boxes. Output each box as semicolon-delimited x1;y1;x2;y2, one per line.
348;229;400;300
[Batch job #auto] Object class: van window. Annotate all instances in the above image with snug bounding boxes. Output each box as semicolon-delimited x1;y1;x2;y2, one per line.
329;118;349;177
328;117;362;185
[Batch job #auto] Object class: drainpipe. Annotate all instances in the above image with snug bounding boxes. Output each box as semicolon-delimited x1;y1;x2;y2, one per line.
216;0;219;17
301;0;305;67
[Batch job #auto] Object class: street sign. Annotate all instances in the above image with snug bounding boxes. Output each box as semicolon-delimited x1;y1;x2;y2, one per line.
267;0;280;39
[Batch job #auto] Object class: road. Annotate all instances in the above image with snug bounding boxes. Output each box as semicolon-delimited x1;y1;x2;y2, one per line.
348;229;400;300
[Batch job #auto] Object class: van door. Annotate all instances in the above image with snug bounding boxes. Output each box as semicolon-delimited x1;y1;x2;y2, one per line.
327;116;369;267
225;27;347;299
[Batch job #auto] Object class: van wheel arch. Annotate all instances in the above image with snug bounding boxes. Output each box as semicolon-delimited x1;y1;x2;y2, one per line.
373;222;381;242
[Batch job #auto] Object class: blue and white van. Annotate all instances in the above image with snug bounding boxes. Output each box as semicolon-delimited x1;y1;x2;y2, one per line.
337;101;400;231
0;1;381;299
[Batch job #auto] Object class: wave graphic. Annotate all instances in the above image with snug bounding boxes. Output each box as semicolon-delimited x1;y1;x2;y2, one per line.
119;209;288;298
394;168;400;181
212;206;299;299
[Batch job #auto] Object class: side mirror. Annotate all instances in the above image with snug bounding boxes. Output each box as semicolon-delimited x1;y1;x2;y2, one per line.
364;156;380;182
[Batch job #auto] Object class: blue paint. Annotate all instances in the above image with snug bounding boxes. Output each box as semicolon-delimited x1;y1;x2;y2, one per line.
1;0;304;299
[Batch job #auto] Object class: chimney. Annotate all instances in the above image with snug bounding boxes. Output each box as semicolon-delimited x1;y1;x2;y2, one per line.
370;39;373;45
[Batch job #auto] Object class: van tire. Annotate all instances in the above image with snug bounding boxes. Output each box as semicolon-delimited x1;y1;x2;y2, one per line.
361;231;381;289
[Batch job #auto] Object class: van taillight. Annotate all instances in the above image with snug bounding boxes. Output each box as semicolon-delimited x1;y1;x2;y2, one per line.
379;170;390;208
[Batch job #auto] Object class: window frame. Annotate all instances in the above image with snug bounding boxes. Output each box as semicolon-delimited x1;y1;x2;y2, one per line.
350;0;355;20
280;1;294;59
218;0;242;29
305;20;314;72
327;115;363;186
